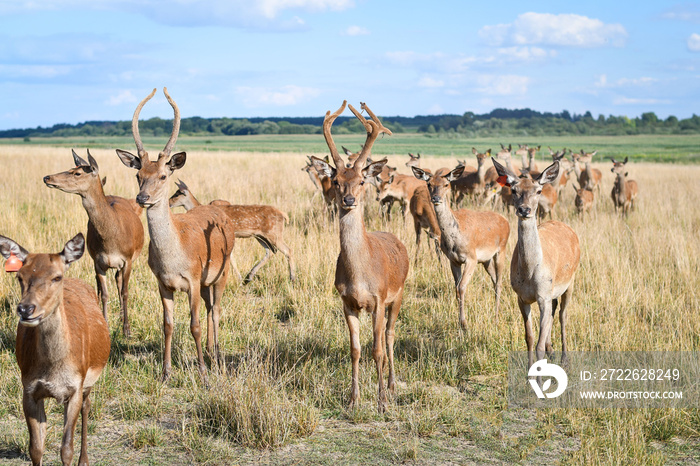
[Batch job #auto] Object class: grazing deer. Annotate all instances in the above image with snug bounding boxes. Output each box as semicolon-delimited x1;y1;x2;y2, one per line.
0;233;110;466
610;157;638;216
43;150;144;338
375;173;424;223
450;148;492;205
412;165;510;329
310;101;409;413
574;184;595;215
492;159;580;369
169;180;295;283
405;152;421;168
576;150;602;194
116;88;235;382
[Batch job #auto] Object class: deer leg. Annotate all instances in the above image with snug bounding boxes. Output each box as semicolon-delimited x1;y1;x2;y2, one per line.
372;299;387;413
559;284;573;366
385;291;402;394
546;299;558;357
23;394;46;466
117;260;133;338
187;283;208;382
60;388;83;466
454;260;477;331
78;387;92;466
518;297;535;369
244;238;272;284
275;239;296;282
483;254;502;324
94;263;109;326
536;296;554;363
200;286;215;359
344;304;361;410
158;284;175;382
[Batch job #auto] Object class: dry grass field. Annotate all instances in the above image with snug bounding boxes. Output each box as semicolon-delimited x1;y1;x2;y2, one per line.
0;143;699;464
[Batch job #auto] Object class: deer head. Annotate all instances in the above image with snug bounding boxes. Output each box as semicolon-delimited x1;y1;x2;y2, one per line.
492;158;559;219
0;233;85;327
310;101;390;211
116;88;186;207
411;165;464;206
43;149;101;194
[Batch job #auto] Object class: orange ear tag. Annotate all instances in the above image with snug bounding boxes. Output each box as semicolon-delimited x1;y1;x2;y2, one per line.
496;175;509;187
5;253;22;272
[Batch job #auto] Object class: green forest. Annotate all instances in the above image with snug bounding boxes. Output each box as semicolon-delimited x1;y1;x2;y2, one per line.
2;108;699;139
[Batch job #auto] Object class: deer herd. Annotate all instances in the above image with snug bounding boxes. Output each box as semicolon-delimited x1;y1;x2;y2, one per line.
1;89;640;464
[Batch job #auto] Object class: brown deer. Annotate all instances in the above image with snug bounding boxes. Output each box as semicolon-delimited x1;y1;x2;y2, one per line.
547;147;571;197
574;184;595;215
492;159;580;369
527;145;541;175
116;88;235;382
0;233;110;466
576;150;602;194
610;157;638;216
412;165;510;329
169;180;295;283
450;148;492;205
310;101;409;413
302;156;323;192
405;152;421;168
43;150;144;338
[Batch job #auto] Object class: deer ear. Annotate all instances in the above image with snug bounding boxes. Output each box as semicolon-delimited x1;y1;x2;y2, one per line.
60;233;85;267
411;166;431;181
491;158;518;186
86;149;99;173
537;161;559;186
310;156;335;179
167;152;186;172
362;159;387;179
0;235;29;263
116;149;142;170
72;149;89;168
445;165;464;181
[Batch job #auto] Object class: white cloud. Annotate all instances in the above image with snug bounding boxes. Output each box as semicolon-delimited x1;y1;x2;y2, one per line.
477;75;530;96
495;46;557;61
105;90;137;106
418;77;444;88
688;33;700;52
596;74;659;88
613;97;672;105
343;25;369;36
479;13;627;48
236;85;321;107
662;5;700;23
0;64;74;79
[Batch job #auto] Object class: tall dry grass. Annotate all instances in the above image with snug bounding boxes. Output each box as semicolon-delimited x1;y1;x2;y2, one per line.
0;145;698;464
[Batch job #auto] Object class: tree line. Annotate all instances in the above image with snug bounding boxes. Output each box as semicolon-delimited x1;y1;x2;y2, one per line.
2;108;699;138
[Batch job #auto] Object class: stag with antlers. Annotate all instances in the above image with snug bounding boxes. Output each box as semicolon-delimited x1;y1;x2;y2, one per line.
310;101;409;413
116;88;235;383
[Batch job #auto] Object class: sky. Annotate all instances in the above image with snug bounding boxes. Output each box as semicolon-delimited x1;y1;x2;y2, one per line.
1;1;700;130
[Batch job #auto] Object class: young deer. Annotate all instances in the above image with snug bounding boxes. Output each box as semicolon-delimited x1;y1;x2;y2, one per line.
450;148;492;205
43;150;144;338
310;101;409;413
576;150;602;194
169;180;295;283
412;165;510;329
1;233;110;466
574;184;595;215
116;88;235;382
610;157;638;216
547;147;571;197
492;159;580;368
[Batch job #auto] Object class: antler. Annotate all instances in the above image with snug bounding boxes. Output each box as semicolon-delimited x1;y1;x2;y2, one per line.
132;88;156;159
323;100;347;169
161;87;181;160
347;102;392;169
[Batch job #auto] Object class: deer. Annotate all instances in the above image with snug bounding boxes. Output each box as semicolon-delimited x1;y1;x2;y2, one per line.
574;184;595;215
169;180;295;284
310;101;409;413
491;159;581;370
405;152;421;168
450;148;491;205
609;157;638;216
302;156;323;192
548;147;571;197
0;233;110;466
520;167;559;222
527;145;541;175
43;150;144;338
412;165;510;329
116;88;235;383
576;150;602;194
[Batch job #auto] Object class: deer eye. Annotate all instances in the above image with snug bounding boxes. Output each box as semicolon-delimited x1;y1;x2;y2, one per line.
52;276;63;283
536;190;542;195
160;175;167;181
74;172;81;177
333;180;339;186
360;180;365;186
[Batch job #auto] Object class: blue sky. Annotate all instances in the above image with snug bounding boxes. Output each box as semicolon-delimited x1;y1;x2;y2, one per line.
1;1;699;130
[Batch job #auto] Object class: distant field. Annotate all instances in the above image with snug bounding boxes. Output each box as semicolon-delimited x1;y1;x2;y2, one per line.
2;133;700;163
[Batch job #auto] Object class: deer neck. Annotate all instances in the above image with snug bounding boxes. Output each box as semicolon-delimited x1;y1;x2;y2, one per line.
476;160;487;182
515;216;543;276
23;300;70;368
80;181;117;232
519;152;528;169
338;205;371;271
572;160;582;179
145;197;184;259
504;157;517;174
615;172;627;196
433;200;460;238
